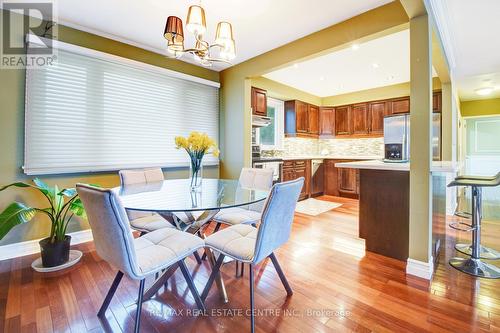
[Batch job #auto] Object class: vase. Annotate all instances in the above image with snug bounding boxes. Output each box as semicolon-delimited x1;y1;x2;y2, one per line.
39;235;71;267
189;158;203;190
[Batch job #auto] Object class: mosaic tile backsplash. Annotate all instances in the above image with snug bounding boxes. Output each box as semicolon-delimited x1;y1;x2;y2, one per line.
262;137;384;157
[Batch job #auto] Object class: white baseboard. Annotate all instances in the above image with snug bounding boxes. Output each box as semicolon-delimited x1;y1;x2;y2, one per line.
0;229;93;261
406;257;434;280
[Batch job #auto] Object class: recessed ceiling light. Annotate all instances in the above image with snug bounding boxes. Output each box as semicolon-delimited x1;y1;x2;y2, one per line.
372;63;379;69
351;43;360;51
319;76;325;81
293;63;299;69
475;87;494;96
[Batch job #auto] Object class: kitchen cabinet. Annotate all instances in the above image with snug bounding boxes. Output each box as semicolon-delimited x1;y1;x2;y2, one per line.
319;107;335;137
352;103;369;135
338;168;359;197
433;91;442;113
334;105;351;136
324;91;442;137
285;100;320;138
308;104;319;135
251;87;267;116
324;159;359;199
282;159;310;200
368;100;387;135
390;97;410;115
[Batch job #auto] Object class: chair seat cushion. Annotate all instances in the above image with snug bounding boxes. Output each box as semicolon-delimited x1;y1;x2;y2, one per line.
213;207;261;226
130;214;174;232
205;224;257;262
134;228;204;276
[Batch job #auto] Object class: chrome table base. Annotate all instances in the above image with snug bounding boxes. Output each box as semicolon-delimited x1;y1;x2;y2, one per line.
449;257;500;279
455;243;500;260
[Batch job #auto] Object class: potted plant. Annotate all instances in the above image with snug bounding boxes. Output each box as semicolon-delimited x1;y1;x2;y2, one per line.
0;178;86;267
175;131;219;190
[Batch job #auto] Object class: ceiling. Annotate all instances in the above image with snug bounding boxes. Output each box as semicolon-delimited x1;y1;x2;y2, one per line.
264;30;439;97
429;0;500;100
50;0;392;71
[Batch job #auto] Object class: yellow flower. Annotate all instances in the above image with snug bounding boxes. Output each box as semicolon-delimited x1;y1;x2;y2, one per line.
175;131;219;157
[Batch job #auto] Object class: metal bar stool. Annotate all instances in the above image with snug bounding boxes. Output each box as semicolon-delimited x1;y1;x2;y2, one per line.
447;172;500;278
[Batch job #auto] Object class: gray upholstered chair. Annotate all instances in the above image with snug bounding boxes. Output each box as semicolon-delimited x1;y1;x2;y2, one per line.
201;178;304;333
76;184;206;333
119;168;175;234
212;167;274;227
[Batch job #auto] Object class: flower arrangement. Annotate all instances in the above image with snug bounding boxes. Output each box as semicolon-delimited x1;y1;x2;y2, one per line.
175;131;219;189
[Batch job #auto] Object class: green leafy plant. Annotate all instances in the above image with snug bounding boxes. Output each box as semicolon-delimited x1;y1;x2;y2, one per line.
0;178;86;243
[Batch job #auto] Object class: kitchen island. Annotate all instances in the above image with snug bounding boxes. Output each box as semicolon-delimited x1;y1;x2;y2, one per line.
335;160;459;261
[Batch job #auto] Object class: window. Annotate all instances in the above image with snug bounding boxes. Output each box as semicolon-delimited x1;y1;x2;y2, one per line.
24;36;219;175
259;97;284;150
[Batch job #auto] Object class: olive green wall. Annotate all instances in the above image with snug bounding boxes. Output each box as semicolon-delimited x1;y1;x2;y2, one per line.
219;1;409;178
322;77;441;106
460;98;500;117
251;76;321;106
0;11;219;246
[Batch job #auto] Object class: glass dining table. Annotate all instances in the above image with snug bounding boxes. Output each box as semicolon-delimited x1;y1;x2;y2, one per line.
113;178;268;303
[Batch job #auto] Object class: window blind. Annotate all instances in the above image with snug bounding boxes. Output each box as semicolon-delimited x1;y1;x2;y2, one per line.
24;37;219;175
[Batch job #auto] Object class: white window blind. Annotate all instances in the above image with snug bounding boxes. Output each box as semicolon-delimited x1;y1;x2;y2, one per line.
24;37;219;175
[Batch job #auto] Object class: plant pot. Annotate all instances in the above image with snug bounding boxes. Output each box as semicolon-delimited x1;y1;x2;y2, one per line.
39;235;71;267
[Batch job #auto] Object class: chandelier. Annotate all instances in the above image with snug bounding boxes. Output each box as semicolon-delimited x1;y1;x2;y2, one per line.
163;4;236;67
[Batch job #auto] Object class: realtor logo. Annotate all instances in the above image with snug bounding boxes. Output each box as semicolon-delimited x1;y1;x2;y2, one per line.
1;1;57;68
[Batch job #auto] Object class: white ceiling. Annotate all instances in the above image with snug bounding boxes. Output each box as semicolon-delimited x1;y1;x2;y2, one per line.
429;0;500;100
264;30;434;97
51;0;392;71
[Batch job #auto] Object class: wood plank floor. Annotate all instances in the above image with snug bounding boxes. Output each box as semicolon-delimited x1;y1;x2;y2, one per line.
1;195;500;332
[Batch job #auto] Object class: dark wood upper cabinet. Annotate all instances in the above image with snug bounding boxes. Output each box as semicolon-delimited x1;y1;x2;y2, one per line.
295;101;309;133
251;87;267;116
390;97;410;115
334;105;351;136
308;104;319;135
319;107;335;137
352;103;369;135
368;100;387;135
285;100;320;138
433;91;442;113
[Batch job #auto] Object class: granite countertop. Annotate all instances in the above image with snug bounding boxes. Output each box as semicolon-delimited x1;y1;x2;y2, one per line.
335;160;461;173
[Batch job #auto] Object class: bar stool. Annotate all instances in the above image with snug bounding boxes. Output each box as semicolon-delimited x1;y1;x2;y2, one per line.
447;172;500;278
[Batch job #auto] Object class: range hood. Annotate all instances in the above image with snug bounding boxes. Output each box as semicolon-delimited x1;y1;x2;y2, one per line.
252;115;272;128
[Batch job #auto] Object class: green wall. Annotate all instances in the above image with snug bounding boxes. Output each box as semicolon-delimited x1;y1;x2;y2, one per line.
0;11;219;246
460;98;500;117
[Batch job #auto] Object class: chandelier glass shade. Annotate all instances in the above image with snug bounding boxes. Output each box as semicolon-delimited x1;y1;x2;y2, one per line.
164;4;235;66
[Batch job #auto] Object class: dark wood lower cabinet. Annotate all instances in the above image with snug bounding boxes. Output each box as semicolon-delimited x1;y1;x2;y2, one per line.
282;160;310;201
324;159;359;199
358;169;409;261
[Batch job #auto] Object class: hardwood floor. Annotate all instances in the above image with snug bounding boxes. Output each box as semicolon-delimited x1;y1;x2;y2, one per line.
1;195;500;332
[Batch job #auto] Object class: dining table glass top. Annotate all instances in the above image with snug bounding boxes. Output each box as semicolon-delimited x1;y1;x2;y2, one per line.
113;178;269;213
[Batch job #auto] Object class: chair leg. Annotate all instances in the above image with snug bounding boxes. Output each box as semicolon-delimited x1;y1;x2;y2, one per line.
178;260;206;312
201;253;225;301
201;223;222;261
249;264;255;333
269;253;293;296
193;251;203;264
97;271;123;317
236;261;245;277
134;279;145;333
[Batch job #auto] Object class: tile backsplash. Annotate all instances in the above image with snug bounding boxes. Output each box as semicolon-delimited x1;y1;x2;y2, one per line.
262;137;384;157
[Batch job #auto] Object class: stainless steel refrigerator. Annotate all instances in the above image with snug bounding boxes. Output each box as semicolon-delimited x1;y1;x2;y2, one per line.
383;113;441;162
